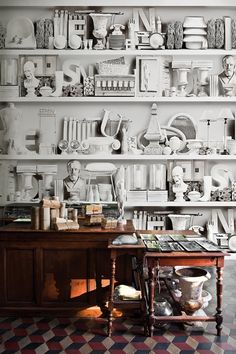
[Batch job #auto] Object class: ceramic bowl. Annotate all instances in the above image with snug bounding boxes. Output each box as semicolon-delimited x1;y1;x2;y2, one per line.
201;290;212;309
188;190;201;202
183;16;207;28
39;85;53;97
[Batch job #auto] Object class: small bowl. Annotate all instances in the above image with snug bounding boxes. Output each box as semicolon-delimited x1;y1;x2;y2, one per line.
40;85;53;97
188;190;201;202
185;42;203;49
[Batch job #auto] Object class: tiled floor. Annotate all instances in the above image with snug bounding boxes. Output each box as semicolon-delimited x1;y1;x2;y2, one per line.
0;260;236;354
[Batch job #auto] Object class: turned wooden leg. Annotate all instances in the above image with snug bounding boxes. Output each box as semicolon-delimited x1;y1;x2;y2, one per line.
108;255;116;336
216;266;224;336
148;265;156;337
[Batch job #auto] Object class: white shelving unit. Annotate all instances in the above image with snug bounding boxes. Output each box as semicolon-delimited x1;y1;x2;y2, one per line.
0;0;236;236
1;154;236;161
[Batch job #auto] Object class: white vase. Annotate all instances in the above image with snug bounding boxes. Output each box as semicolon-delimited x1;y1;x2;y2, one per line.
168;214;191;230
89;13;112;49
175;267;211;314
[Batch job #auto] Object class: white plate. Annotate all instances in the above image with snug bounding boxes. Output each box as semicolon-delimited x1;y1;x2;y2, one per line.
13;218;31;223
184;28;207;35
229;235;236;252
149;33;164;49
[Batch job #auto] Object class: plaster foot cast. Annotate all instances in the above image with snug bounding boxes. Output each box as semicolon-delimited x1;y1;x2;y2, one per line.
210;164;234;191
199;175;212;201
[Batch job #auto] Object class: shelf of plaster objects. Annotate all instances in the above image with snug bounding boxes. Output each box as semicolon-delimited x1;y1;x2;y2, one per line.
0;97;159;103
2;49;236;56
3;200;118;206
1;154;236;161
1;0;235;7
3;96;236;103
125;201;236;207
65;200;117;205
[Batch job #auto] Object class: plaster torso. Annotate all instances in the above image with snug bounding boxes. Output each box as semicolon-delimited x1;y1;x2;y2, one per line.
0;104;26;154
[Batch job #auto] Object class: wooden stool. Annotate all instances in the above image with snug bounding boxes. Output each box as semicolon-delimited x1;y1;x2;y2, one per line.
107;238;146;336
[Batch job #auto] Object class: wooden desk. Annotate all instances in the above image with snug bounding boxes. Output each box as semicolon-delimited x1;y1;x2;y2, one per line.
139;230;228;337
0;221;135;316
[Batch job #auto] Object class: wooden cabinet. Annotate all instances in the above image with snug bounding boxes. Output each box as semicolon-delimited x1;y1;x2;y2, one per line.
0;222;134;315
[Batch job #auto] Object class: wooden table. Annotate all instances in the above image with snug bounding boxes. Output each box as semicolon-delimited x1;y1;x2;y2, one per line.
139;230;228;337
107;238;146;336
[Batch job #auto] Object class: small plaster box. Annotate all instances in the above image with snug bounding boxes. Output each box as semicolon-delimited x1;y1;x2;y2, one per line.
84;213;104;226
83;204;103;215
147;190;168;202
95;75;135;96
101;217;118;229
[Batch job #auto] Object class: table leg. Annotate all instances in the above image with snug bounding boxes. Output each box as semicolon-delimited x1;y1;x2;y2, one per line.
108;255;116;336
216;266;224;336
148;264;156;337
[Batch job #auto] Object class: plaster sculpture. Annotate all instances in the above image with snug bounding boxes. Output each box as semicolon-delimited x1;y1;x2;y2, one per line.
89;13;112;50
210;164;234;191
63;160;86;201
0;103;28;155
172;165;188;202
23;61;40;97
115;165;126;224
218;55;236;96
199;176;212;202
5;17;36;48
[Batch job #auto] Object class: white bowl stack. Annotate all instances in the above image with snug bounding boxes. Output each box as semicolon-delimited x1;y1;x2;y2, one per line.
183;16;207;49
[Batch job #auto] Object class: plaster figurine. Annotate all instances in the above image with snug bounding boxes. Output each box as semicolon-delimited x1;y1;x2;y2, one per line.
115;165;126;224
172;165;188;202
218;55;236;96
23;61;40;97
0;103;28;155
63;160;86;201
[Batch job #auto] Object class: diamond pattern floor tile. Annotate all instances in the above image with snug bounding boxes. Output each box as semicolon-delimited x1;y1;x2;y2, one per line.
0;261;236;353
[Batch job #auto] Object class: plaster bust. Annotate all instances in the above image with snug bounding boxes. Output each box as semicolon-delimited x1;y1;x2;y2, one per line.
172;165;188;202
23;61;40;97
63;160;86;201
218;55;236;96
